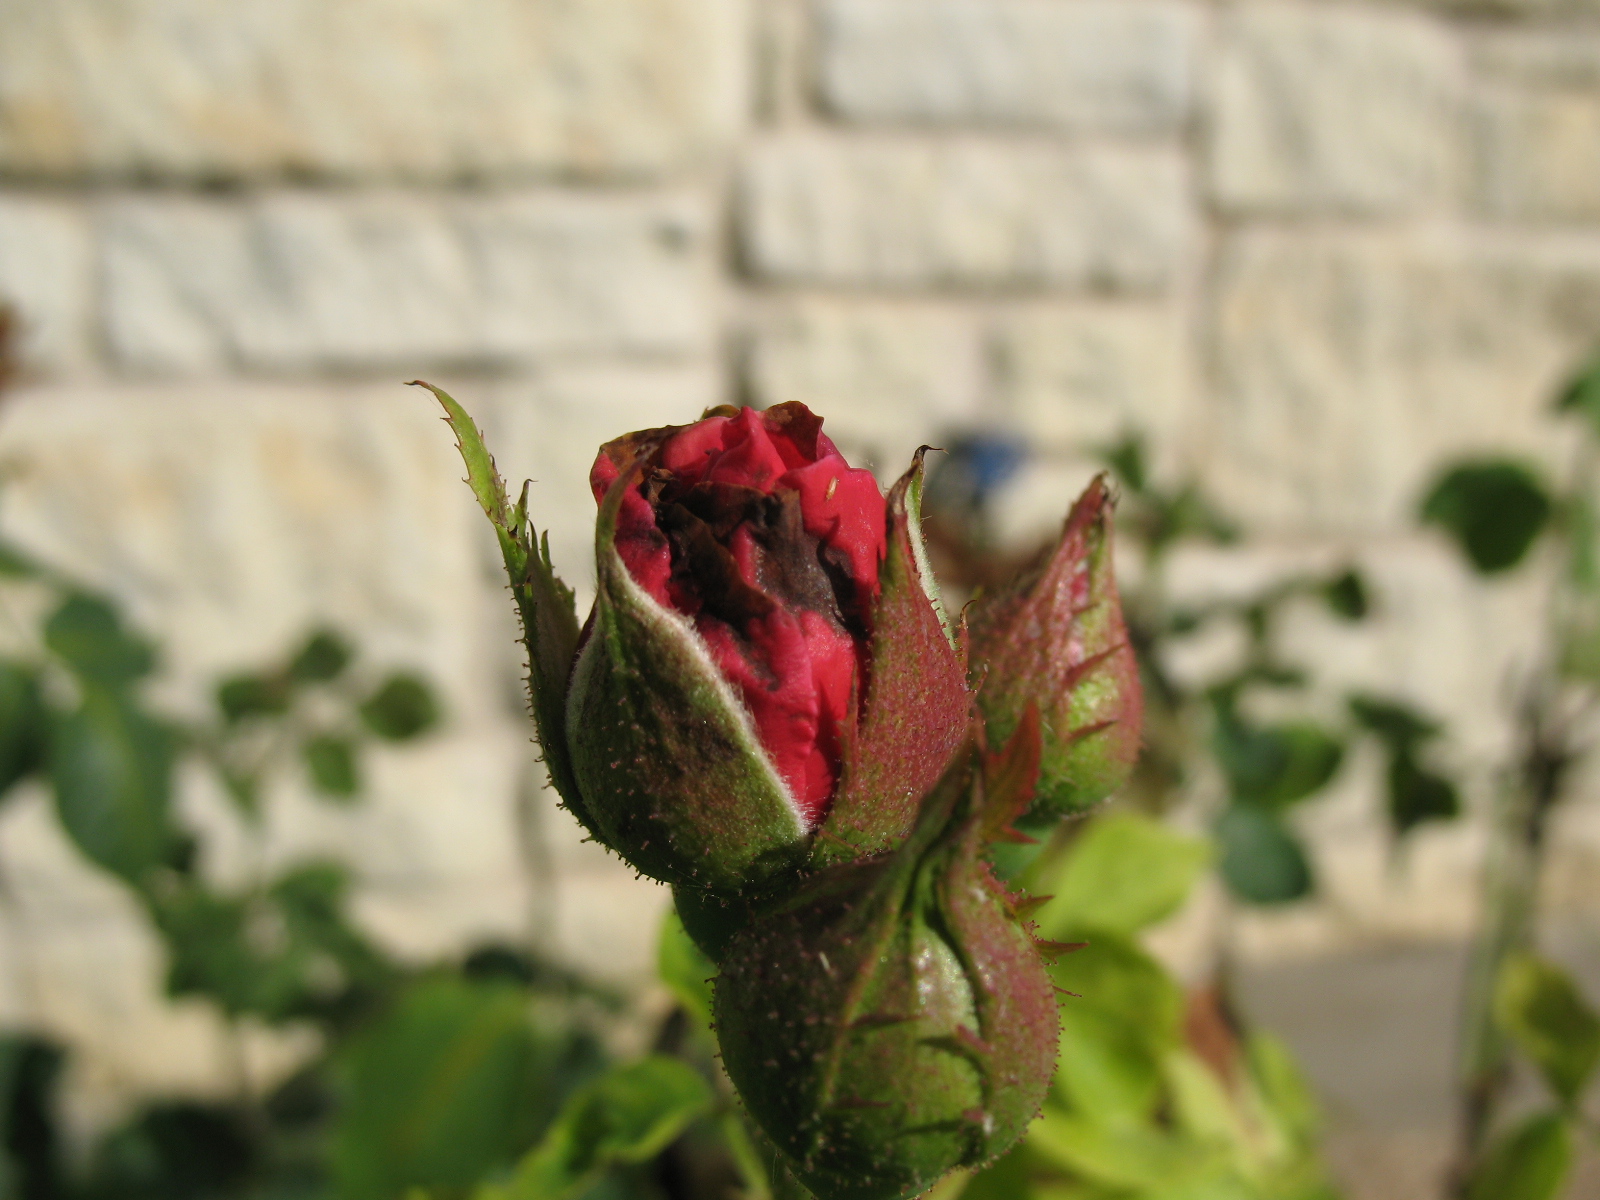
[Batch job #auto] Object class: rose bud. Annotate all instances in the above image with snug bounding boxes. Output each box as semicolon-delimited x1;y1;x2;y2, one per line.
575;406;972;896
712;722;1062;1200
967;474;1142;822
418;382;972;898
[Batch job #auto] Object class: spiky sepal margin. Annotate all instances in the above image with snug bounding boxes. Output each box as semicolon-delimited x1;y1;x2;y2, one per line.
413;381;594;833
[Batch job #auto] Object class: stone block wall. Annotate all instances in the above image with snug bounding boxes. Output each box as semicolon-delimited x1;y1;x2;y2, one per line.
0;0;1598;1117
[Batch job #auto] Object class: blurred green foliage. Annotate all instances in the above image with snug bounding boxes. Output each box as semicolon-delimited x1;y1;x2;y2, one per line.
0;528;765;1200
962;814;1338;1200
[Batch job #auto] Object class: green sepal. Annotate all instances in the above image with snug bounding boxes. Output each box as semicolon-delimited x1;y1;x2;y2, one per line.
413;383;589;832
564;465;809;893
814;450;972;867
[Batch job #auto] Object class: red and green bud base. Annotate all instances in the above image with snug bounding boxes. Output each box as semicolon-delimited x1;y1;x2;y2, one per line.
713;733;1063;1200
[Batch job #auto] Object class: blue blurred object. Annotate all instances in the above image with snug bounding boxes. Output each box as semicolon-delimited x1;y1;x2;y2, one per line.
924;433;1027;527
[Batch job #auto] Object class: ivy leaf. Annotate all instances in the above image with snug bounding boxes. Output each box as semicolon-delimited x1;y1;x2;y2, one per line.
0;540;40;580
360;674;438;741
1555;349;1600;431
289;630;352;683
1420;461;1552;575
1213;714;1343;812
0;662;47;798
1215;805;1313;905
1387;753;1459;835
1101;435;1148;494
44;594;155;687
304;736;360;800
216;673;292;723
48;688;175;882
1347;694;1441;751
1495;954;1600;1107
1320;569;1368;620
1467;1112;1571;1200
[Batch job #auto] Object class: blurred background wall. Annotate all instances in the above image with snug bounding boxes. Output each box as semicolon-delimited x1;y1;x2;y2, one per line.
0;0;1597;1187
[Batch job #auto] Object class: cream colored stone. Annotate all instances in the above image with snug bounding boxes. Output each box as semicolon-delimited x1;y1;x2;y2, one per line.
816;0;1199;135
101;190;715;375
1209;4;1464;215
1475;90;1600;221
1208;227;1600;533
740;134;1191;293
0;382;500;716
994;302;1191;454
746;299;984;473
1470;39;1600;222
0;0;746;182
0;196;93;375
1473;31;1600;89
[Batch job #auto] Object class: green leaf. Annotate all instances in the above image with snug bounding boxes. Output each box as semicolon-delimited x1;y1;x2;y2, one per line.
216;672;292;722
1467;1112;1572;1200
1050;933;1185;1124
1034;815;1212;939
1215;806;1313;905
304;735;360;800
1246;1032;1324;1147
333;977;599;1200
1101;435;1148;494
0;662;46;797
359;674;439;741
290;630;352;683
657;912;715;1029
48;688;175;882
152;863;393;1021
1494;954;1600;1107
0;539;40;579
1420;460;1552;575
1555;349;1600;429
1320;569;1368;620
490;1057;713;1200
1347;694;1441;750
1028;1110;1217;1191
1387;752;1459;835
43;593;155;686
1212;715;1343;811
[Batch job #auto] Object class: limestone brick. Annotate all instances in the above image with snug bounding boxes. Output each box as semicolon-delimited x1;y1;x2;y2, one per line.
1209;4;1464;216
993;302;1191;455
0;0;746;182
815;0;1199;136
0;196;94;376
1472;36;1600;221
745;299;985;473
1208;228;1600;534
100;190;715;375
740;135;1190;293
0;382;500;721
